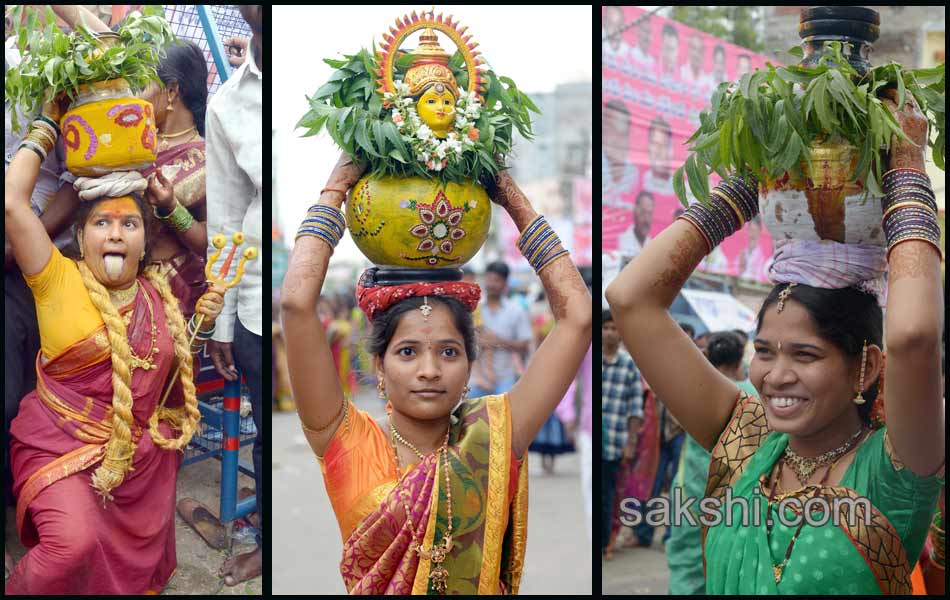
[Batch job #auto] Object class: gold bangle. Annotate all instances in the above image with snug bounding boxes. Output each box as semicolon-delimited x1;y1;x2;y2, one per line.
883;167;928;178
710;188;746;228
24;131;54;155
676;214;714;255
28;127;56;149
882;201;937;222
300;396;347;434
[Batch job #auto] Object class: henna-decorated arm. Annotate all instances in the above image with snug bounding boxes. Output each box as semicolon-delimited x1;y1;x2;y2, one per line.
487;172;592;458
280;154;365;457
604;219;739;452
878;91;944;477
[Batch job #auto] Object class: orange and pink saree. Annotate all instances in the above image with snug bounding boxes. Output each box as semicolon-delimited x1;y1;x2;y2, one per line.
319;393;528;594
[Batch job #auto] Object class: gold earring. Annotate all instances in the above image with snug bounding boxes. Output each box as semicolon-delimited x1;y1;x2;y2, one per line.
378;379;386;400
167;99;174;112
462;385;470;399
853;339;868;405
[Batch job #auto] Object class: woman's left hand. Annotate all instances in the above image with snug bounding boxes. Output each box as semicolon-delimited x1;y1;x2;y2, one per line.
145;169;176;213
195;283;227;323
880;88;928;171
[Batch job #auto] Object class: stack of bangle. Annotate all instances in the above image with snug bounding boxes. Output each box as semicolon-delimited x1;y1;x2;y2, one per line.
18;116;61;161
517;215;570;273
297;204;346;248
188;314;216;342
677;175;759;253
154;201;196;233
881;168;942;260
931;511;945;569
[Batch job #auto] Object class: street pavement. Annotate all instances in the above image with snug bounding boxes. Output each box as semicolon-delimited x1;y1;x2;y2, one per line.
601;531;672;595
272;389;592;595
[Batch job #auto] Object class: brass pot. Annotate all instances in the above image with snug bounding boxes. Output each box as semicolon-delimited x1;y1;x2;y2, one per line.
799;138;862;242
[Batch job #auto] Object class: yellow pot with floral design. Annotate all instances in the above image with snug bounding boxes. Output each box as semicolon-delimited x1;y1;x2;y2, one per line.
60;78;157;176
346;175;491;268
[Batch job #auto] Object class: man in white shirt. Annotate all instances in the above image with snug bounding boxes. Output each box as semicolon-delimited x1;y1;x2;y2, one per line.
205;5;263;587
629;14;655;68
617;190;655;259
602;5;631;67
679;33;714;93
659;23;679;77
643;115;674;196
602;100;639;208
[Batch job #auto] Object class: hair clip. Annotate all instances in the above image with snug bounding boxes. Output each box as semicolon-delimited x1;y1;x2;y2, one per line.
777;282;797;314
420;295;432;321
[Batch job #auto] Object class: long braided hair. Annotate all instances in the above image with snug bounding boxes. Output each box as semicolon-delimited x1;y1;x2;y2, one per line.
72;195;201;499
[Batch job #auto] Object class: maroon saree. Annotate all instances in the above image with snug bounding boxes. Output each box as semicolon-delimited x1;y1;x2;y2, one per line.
142;140;208;320
6;279;187;595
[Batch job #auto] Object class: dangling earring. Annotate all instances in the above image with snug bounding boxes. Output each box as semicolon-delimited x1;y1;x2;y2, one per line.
378;379;387;400
853;339;868;405
79;236;84;260
462;385;470;399
166;92;174;112
140;249;146;261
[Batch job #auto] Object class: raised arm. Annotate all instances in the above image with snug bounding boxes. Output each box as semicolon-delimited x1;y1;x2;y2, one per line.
4;99;69;276
877;90;944;477
49;5;111;32
280;154;365;457
605;213;740;453
490;172;593;458
145;169;209;256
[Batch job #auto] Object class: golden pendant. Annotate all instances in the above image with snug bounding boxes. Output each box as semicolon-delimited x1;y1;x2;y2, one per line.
773;564;783;583
129;355;156;372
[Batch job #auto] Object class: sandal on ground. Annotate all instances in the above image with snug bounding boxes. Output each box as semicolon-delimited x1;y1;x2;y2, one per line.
177;497;228;550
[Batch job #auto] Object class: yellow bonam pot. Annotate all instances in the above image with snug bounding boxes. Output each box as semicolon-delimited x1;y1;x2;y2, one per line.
345;175;491;268
60;78;157;176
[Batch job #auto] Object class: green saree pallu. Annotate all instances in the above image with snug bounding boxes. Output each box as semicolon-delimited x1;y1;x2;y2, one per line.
702;393;941;595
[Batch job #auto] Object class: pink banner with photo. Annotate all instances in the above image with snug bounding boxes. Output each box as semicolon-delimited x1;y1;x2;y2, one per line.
573;177;593;266
602;6;780;282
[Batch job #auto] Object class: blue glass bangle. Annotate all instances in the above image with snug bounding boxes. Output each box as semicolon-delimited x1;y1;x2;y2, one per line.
301;215;344;236
517;216;547;250
519;221;550;256
524;227;555;263
531;237;562;270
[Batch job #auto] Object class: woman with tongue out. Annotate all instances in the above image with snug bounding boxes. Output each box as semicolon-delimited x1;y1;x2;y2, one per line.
606;88;943;592
4;94;228;594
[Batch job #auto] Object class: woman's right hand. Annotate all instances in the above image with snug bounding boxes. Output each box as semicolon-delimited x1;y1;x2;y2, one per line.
322;153;365;208
40;91;70;125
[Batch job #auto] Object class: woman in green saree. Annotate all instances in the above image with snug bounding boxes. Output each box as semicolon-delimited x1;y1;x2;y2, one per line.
607;85;943;595
280;155;592;594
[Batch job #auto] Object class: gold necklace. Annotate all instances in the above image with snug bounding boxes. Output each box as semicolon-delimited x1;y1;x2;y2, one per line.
157;125;197;138
127;285;159;373
783;427;865;485
389;414;453;593
158;127;199;152
108;280;139;308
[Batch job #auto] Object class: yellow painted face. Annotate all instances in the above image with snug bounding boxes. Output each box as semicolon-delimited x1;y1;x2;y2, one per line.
81;196;147;288
416;84;456;138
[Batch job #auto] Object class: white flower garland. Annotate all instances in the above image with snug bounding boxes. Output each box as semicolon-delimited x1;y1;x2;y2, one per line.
383;80;482;172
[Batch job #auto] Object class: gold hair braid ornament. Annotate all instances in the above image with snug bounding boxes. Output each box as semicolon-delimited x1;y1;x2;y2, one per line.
376;9;484;105
776;282;796;313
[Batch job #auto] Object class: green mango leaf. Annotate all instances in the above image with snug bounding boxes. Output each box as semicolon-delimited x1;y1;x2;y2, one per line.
673;164;688;208
786;46;805;59
685;153;709;202
777;129;804;174
719;120;732;169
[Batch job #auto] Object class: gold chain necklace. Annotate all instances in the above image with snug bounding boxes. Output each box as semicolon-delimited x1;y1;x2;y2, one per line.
127;285;159;373
389;414;453;593
782;426;865;485
158;126;198;152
